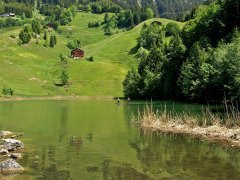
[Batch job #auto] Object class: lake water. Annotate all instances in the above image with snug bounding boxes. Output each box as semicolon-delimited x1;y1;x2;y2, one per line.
0;100;240;179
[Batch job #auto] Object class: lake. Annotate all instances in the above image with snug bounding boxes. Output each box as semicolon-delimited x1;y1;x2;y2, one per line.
0;100;239;179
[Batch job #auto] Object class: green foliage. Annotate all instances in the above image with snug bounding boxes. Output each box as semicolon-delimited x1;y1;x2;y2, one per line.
3;3;33;18
69;5;78;17
40;4;62;20
0;17;26;28
2;86;14;96
44;38;49;47
122;0;240;102
104;13;110;23
138;23;165;49
19;31;31;44
165;22;180;37
21;12;26;20
90;1;121;14
123;67;141;99
179;43;210;100
104;26;112;35
144;8;154;20
88;21;101;28
87;56;94;62
60;9;73;25
182;2;222;48
211;38;240;101
19;24;32;44
0;5;3;14
32;19;41;35
50;34;57;47
61;70;69;86
5;18;21;27
66;39;81;49
43;31;47;40
59;53;67;63
104;16;116;35
23;24;33;35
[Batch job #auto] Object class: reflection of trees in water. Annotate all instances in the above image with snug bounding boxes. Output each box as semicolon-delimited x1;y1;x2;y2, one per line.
20;146;71;179
40;164;70;180
129;131;240;179
59;106;69;143
102;159;152;180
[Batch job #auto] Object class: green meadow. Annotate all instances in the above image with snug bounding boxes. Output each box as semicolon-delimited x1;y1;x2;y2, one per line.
0;13;183;97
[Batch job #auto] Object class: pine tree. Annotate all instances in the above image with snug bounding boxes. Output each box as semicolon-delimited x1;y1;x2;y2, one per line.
43;31;47;40
49;35;55;47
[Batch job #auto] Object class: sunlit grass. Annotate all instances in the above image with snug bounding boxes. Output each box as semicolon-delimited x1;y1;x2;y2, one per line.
0;13;184;97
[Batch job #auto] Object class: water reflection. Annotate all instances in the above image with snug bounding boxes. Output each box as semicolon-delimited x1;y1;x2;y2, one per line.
102;159;152;180
59;106;69;143
39;163;71;180
129;130;240;179
69;136;83;150
0;100;238;179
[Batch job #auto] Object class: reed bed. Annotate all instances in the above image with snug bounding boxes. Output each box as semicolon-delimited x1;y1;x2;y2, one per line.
133;104;240;147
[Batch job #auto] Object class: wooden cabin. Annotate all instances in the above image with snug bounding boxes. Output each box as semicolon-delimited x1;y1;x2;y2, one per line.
71;48;84;58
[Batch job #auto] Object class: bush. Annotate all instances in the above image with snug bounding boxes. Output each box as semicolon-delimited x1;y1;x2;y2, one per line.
49;34;57;47
66;39;81;49
88;21;101;28
123;68;141;99
165;22;180;37
59;53;67;63
19;24;32;44
19;30;31;44
2;86;14;96
87;56;94;62
61;70;69;86
44;39;49;47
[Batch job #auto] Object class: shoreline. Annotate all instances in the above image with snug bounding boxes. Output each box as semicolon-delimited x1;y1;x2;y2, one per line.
140;120;240;148
0;95;116;102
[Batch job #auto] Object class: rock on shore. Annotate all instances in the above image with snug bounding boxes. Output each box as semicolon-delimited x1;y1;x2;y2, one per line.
0;131;12;138
0;132;25;175
2;139;24;151
0;159;24;175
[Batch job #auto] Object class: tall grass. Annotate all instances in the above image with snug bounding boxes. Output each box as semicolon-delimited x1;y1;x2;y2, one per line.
133;103;240;128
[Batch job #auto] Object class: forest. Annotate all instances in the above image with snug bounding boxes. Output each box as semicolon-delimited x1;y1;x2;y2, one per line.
123;0;240;103
0;0;206;21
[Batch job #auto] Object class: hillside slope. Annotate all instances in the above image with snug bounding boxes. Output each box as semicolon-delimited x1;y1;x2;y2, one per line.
0;13;183;97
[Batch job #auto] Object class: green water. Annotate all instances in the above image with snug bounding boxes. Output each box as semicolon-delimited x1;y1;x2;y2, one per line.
0;100;239;179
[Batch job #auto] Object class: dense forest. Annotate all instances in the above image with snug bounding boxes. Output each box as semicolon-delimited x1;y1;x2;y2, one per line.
114;0;211;20
0;0;206;21
123;0;240;103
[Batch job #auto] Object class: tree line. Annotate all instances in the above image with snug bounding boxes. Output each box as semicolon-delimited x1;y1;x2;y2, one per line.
123;0;240;103
0;3;33;18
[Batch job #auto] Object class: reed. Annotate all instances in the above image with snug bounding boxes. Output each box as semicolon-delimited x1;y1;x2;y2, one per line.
132;103;240;147
133;103;240;128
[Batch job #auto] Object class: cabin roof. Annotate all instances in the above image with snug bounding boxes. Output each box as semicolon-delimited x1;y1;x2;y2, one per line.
72;48;84;52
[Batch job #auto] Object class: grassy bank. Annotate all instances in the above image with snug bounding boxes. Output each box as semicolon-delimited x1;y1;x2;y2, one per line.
0;95;115;102
134;105;240;148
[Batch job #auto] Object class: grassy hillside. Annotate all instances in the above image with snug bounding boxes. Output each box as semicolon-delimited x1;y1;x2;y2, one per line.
0;13;183;97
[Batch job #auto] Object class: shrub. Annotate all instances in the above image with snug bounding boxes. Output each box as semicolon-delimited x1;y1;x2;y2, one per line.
61;70;69;86
19;30;31;44
2;86;14;96
88;21;101;28
87;56;94;62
